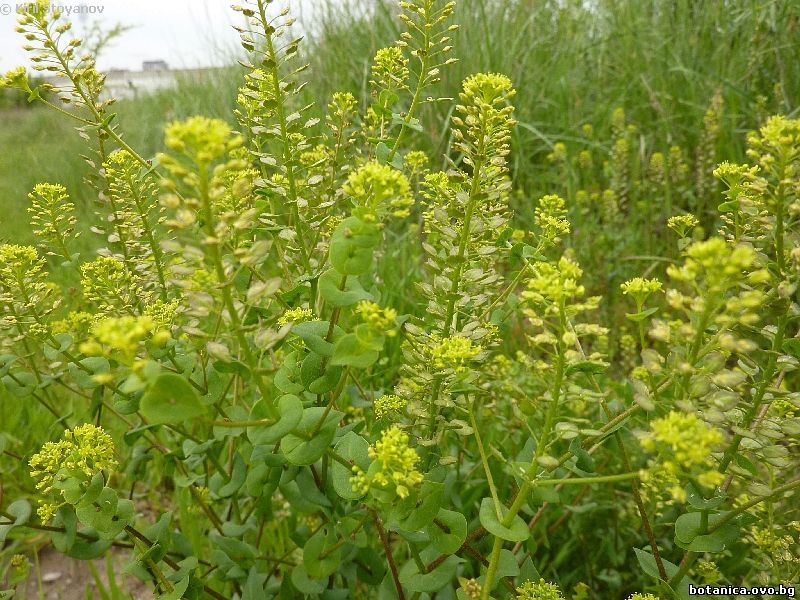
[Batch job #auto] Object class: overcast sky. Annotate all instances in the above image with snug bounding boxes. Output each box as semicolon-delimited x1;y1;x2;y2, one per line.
0;0;334;72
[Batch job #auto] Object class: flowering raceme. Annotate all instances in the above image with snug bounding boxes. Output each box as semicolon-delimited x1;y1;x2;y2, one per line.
515;579;565;600
640;411;724;501
351;426;423;500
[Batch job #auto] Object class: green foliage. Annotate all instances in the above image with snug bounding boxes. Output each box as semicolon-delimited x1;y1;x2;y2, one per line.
1;1;800;599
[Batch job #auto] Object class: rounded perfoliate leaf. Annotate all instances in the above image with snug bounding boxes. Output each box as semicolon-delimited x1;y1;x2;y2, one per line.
247;394;303;445
318;268;373;307
303;525;341;578
398;550;463;593
331;432;370;500
330;333;380;369
478;497;530;542
281;407;343;466
0;499;31;543
329;217;380;276
427;508;467;555
140;373;205;425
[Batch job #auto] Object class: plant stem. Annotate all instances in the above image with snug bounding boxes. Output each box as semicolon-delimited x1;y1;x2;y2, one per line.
199;164;278;419
371;509;406;600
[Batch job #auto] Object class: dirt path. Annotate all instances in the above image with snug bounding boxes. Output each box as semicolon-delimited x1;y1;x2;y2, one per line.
19;547;154;600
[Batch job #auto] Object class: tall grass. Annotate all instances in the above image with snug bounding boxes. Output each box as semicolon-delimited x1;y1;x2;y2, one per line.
307;0;798;191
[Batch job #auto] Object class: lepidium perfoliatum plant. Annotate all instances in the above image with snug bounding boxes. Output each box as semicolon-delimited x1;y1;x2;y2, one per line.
1;1;799;598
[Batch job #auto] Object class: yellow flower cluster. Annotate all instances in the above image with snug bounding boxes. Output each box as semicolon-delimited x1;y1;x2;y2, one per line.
523;256;585;306
695;561;721;584
430;335;481;373
51;310;95;338
534;194;570;245
620;277;663;308
462;72;515;105
515;579;565;600
0;244;45;289
27;183;77;256
143;299;180;330
666;238;756;294
350;426;423;500
0;66;29;91
344;161;414;220
277;307;314;327
80;315;168;366
80;256;139;313
373;394;406;419
163;116;243;166
640;411;724;501
29;423;117;494
749;525;797;565
355;301;397;336
371;46;409;91
404;150;429;172
667;214;699;237
627;594;660;600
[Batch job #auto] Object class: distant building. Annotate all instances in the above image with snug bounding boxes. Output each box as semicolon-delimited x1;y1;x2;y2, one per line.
43;61;224;101
142;60;169;72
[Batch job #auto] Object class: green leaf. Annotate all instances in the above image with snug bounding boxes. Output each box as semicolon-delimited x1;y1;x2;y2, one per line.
217;453;247;498
331;432;370;500
478;497;530;542
156;576;190;600
398;549;462;593
329;217;380;276
274;351;305;394
100;499;133;541
75;487;117;533
625;307;659;322
569;438;595;473
330;333;379;369
633;547;678;579
674;512;739;552
247;394;303;445
427;508;467;555
303;525;341;578
281;407;343;466
318;268;373;307
782;338;800;359
564;360;607;376
292;320;342;356
397;481;444;531
291;563;326;595
496;549;521;579
68;357;110;390
300;351;343;394
376;141;392;163
140;373;205;425
0;499;31;543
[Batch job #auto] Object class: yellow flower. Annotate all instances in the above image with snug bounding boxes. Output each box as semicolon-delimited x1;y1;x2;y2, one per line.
371;46;409;91
79;315;161;365
621;277;663;309
640;411;723;502
666;214;699;237
29;424;117;494
374;394;406;419
355;301;397;336
277;307;314;327
162;116;242;166
430;336;481;373
350;426;423;500
344;161;414;220
515;579;565;600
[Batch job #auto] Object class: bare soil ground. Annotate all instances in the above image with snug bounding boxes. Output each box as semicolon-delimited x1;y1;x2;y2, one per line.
17;547;153;600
